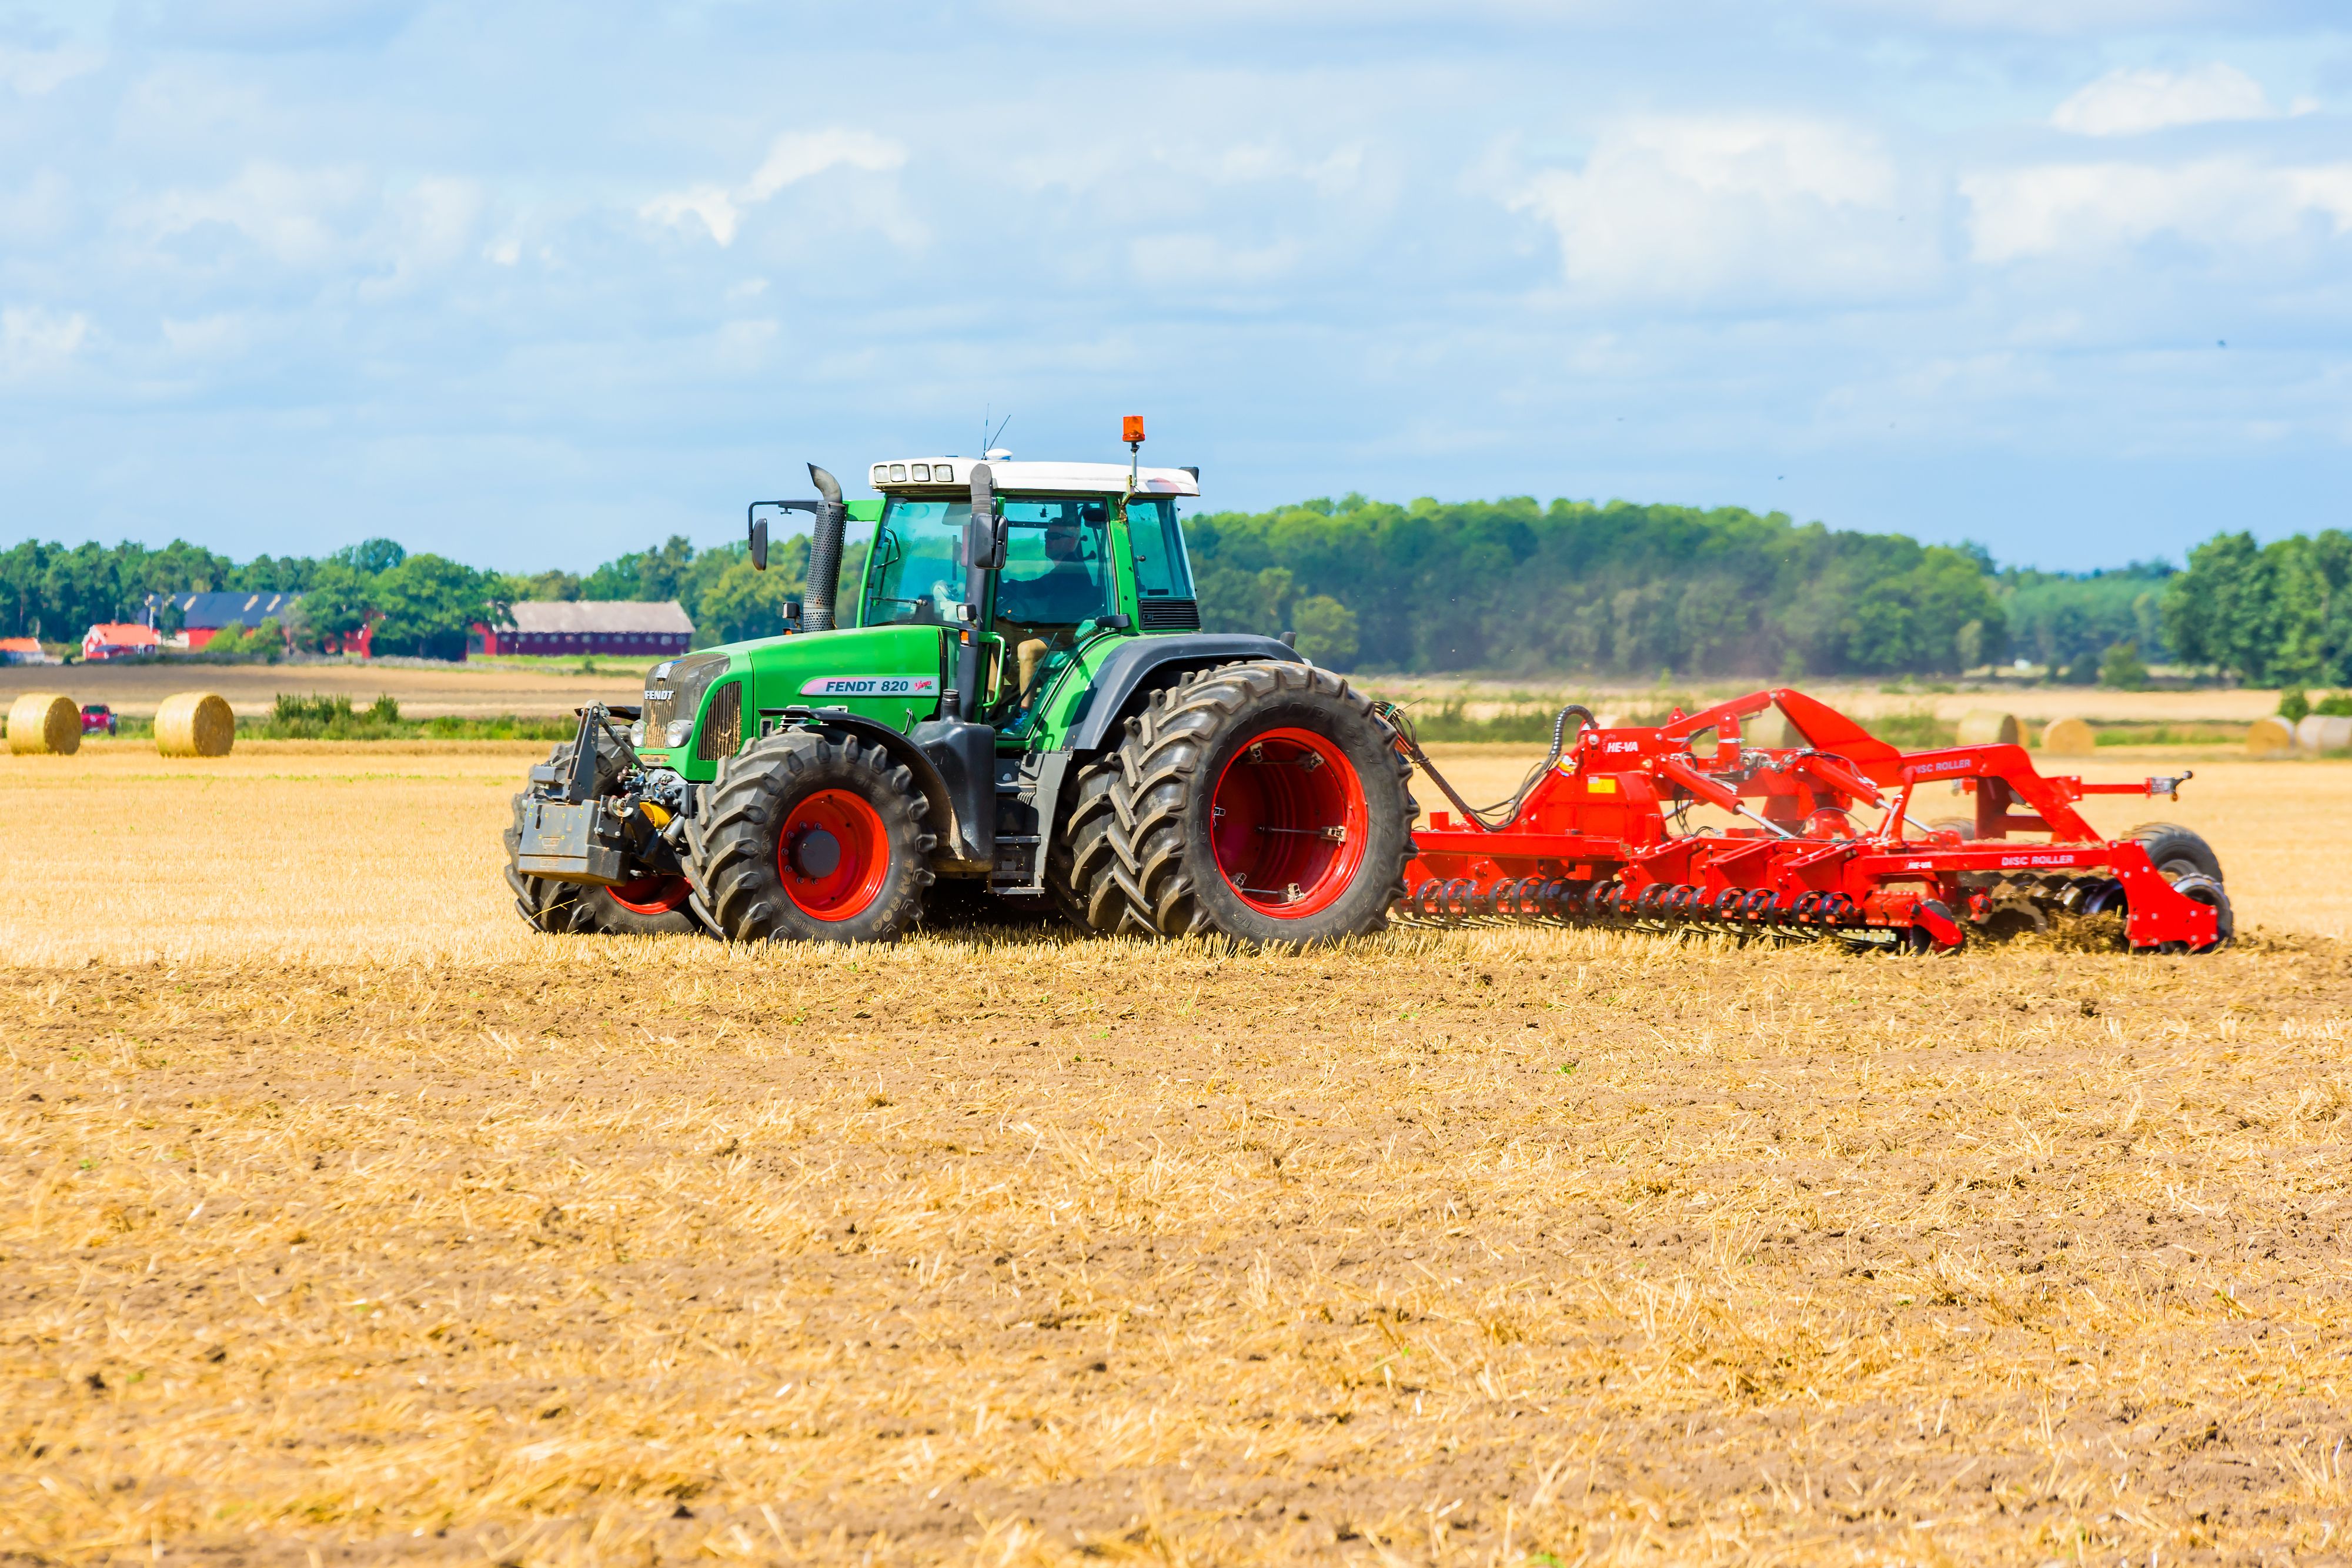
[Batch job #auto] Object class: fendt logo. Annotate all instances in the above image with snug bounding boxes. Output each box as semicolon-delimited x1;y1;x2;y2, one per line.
800;675;941;698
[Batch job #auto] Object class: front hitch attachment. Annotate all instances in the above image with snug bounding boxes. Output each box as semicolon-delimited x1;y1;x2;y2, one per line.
513;704;642;887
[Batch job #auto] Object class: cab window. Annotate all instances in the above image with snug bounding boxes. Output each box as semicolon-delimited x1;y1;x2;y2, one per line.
1124;497;1195;601
863;499;970;626
993;498;1112;629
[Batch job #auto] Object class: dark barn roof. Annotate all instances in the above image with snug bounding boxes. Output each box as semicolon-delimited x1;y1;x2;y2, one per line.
153;591;299;629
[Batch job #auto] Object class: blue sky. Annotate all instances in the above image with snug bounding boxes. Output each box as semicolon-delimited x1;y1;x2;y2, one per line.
1;1;2346;572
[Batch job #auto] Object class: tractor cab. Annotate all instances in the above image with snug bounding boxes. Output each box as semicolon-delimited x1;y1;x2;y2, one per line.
853;458;1203;738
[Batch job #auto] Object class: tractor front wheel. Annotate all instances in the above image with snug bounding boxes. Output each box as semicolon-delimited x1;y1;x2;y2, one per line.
1053;661;1415;944
687;731;936;944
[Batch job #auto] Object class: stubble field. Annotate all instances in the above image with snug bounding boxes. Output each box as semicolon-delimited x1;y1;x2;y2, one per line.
2;741;2348;1566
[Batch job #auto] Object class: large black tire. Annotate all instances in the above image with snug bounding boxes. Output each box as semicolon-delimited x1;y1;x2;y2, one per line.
1051;661;1415;944
504;742;700;936
2127;822;2223;882
686;731;936;944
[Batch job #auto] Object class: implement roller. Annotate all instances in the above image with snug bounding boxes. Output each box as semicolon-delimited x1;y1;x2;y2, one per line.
1385;688;2228;954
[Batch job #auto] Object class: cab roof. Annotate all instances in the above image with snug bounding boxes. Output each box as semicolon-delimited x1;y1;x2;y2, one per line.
868;457;1198;499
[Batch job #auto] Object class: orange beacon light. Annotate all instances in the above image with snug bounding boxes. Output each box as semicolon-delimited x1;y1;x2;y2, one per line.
1122;415;1145;446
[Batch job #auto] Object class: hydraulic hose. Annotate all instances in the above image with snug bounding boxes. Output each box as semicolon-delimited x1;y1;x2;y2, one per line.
1377;701;1598;832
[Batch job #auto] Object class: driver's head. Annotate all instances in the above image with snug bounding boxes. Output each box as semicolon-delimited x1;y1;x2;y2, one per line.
1044;518;1083;563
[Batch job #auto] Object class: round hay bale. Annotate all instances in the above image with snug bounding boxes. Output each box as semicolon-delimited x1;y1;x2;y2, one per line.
5;692;81;755
2246;715;2297;756
2295;714;2352;755
1954;710;2020;746
155;691;235;757
2042;716;2096;755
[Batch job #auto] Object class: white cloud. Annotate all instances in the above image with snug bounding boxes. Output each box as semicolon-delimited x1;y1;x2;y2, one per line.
0;41;103;94
161;313;249;357
1963;158;2352;261
2;305;88;375
642;128;908;247
640;185;739;246
142;163;370;266
744;129;904;201
1507;116;1934;305
1127;234;1304;289
2052;63;2277;136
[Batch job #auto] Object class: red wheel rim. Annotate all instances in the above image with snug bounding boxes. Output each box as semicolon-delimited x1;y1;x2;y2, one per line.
776;788;890;921
1208;727;1369;918
609;874;692;915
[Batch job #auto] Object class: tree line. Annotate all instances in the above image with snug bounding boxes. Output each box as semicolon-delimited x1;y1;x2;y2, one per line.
2160;530;2352;686
1189;495;2011;676
0;532;812;657
6;497;2313;681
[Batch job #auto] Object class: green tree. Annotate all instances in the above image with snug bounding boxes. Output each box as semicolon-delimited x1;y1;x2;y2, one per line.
1291;594;1359;668
297;561;379;645
502;569;582;602
2164;533;2276;681
694;543;808;644
2098;640;2149;690
335;539;407;575
370;554;498;659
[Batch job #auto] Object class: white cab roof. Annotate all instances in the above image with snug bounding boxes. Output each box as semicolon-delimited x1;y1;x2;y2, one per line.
867;457;1198;498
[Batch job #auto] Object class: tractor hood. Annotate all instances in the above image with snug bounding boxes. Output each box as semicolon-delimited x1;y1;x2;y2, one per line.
631;623;953;781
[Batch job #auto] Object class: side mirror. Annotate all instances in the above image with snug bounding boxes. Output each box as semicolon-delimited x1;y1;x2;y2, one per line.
964;461;1003;570
749;516;769;572
964;512;1004;571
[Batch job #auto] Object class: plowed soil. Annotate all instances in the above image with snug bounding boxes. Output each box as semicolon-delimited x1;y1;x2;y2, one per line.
2;745;2348;1566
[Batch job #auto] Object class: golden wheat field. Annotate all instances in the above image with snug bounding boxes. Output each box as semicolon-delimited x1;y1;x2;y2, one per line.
4;741;2350;1566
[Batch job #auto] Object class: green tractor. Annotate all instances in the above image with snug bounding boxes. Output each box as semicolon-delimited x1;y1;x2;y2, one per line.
505;432;1416;944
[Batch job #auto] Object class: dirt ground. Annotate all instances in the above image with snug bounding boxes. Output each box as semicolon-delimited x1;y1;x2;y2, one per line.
2;743;2348;1565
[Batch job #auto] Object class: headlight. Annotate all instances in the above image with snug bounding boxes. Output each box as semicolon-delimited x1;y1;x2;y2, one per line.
628;720;644;745
666;720;692;746
934;463;952;483
889;463;907;482
911;462;930;481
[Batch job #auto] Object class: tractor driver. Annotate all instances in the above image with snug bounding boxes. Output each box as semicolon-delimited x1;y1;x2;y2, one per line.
992;502;1111;707
993;504;1108;630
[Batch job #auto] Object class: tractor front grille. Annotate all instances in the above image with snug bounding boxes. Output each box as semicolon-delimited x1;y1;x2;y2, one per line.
1137;599;1201;631
643;653;730;748
697;681;743;761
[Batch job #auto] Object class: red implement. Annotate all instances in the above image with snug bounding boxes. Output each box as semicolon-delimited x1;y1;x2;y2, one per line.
1388;688;2226;953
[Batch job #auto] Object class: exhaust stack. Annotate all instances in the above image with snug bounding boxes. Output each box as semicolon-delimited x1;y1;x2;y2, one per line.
803;463;846;633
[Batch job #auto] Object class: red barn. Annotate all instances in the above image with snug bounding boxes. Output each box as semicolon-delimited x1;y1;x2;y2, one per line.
473;601;694;658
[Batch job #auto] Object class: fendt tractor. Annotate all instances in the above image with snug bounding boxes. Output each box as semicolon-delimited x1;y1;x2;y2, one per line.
506;422;2232;954
505;426;1419;945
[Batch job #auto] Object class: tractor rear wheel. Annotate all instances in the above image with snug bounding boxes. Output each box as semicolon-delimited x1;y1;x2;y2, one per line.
1053;661;1415;944
687;731;936;944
